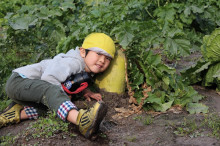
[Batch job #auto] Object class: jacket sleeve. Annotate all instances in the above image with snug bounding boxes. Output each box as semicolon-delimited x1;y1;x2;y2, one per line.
41;57;84;87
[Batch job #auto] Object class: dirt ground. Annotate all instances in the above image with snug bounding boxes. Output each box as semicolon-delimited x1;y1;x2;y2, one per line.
0;87;220;146
1;52;220;146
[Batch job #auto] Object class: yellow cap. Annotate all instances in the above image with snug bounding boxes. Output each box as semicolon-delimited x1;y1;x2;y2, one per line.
82;33;115;58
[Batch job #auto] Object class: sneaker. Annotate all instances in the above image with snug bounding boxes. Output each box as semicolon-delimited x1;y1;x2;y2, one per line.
76;101;108;138
0;102;23;128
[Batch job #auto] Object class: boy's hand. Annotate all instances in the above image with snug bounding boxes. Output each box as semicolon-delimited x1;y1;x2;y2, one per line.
83;89;102;101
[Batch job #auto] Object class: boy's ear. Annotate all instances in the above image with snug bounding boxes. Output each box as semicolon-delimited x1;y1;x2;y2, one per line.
79;47;86;58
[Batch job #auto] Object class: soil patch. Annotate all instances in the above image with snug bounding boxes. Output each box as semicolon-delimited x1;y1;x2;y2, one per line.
1;87;220;146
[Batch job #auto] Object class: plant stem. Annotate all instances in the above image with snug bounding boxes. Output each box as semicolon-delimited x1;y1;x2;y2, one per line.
157;0;160;7
146;9;154;18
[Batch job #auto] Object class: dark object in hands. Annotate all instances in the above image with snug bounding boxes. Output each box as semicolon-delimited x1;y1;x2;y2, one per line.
62;72;92;94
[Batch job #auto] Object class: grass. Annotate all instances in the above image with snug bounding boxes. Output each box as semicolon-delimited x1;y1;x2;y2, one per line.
133;115;154;126
0;133;16;145
203;113;220;138
173;117;200;137
127;136;137;142
0;98;11;112
0;111;77;145
173;113;220;139
24;111;76;140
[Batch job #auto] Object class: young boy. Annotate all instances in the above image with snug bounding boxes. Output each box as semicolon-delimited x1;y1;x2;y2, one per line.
0;33;115;138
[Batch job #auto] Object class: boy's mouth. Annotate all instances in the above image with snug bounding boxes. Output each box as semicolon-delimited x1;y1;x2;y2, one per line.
96;64;103;69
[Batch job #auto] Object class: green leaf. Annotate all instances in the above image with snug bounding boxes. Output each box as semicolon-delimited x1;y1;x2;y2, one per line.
147;55;161;66
191;5;204;14
9;16;38;30
164;37;191;57
184;6;191;17
186;103;209;114
154;6;176;24
60;1;75;11
151;100;174;112
160;100;174;112
111;22;138;48
194;61;211;74
118;31;134;48
201;28;220;62
146;94;162;105
203;62;220;87
213;69;220;78
162;76;170;85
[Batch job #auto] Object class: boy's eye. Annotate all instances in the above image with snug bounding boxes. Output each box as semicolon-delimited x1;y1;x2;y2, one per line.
106;56;112;61
96;52;111;61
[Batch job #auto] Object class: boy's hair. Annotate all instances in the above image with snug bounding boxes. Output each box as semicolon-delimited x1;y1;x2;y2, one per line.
82;33;115;59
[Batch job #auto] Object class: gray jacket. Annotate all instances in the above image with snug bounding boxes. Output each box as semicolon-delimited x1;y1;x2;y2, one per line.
13;47;86;87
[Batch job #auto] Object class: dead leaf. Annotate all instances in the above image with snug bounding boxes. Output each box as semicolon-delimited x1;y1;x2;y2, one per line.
217;92;220;96
168;105;183;114
129;104;142;114
129;96;138;104
136;85;152;111
112;107;135;120
146;110;164;117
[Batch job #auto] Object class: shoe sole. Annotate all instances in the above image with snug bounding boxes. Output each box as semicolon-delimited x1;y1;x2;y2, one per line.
85;101;108;138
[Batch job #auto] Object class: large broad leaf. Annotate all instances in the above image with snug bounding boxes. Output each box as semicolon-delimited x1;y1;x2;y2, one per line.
60;1;76;11
203;62;220;87
111;22;138;48
186;103;209;114
164;37;191;57
146;94;162;105
9;16;38;30
160;100;174;112
154;5;176;24
201;28;220;62
213;69;220;78
181;59;210;84
151;100;174;112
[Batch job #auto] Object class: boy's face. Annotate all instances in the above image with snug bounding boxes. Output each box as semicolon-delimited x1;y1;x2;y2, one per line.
80;48;112;73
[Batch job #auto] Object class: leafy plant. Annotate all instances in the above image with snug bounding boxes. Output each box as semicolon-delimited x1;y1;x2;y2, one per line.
201;28;220;63
182;28;220;91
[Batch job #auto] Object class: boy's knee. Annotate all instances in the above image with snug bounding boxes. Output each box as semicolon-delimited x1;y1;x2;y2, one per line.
40;85;70;112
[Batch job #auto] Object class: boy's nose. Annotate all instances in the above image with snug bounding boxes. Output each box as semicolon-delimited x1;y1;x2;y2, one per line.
99;55;105;63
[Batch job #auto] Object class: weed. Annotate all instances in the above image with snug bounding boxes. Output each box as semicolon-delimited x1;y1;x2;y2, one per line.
127;136;136;142
99;132;107;138
0;99;12;112
173;117;199;137
143;116;154;125
173;114;220;139
22;111;75;140
133;115;153;126
133;116;142;120
202;113;220;138
0;133;17;145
